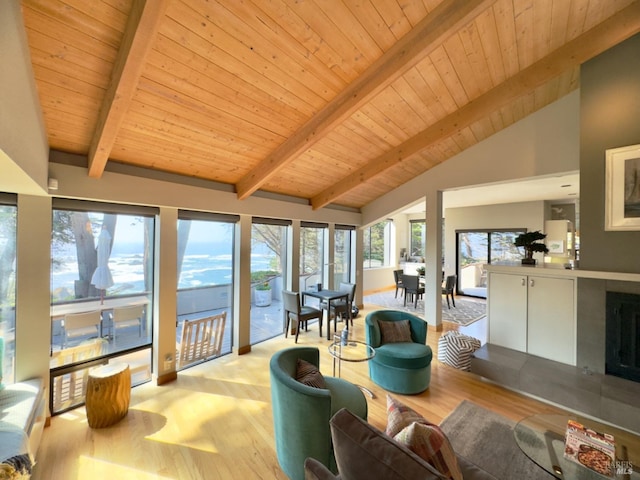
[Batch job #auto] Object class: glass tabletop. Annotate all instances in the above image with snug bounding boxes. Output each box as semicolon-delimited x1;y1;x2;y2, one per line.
514;413;639;479
328;339;375;362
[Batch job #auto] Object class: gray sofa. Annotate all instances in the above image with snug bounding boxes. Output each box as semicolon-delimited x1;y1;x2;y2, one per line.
0;378;47;478
304;408;497;480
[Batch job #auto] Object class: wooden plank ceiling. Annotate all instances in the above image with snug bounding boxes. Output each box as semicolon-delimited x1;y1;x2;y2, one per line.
21;0;640;210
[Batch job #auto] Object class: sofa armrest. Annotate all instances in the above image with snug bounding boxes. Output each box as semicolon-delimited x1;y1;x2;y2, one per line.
304;457;340;480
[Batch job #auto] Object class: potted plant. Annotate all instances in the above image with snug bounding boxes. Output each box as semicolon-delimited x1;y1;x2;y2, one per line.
252;270;276;307
514;231;549;266
255;281;272;307
416;266;425;276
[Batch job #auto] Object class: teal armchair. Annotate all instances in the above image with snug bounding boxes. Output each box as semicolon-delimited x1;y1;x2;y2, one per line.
270;347;368;480
365;310;433;394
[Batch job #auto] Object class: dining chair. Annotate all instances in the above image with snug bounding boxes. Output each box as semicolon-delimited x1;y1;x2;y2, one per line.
63;310;102;348
393;270;404;298
282;290;323;343
110;304;145;344
442;275;457;309
321;282;356;332
402;274;425;309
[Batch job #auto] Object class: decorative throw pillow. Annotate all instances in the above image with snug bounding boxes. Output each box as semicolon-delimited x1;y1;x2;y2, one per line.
295;358;327;389
378;320;412;344
386;395;462;480
394;422;463;480
386;394;428;437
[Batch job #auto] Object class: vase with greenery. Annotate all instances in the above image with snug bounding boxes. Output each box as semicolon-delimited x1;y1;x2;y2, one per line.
514;231;549;266
252;270;275;307
255;281;272;307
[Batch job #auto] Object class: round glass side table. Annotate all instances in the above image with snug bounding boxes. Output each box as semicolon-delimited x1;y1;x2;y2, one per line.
328;337;375;398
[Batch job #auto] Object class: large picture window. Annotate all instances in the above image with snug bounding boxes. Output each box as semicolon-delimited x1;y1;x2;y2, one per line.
334;225;355;286
300;223;327;290
456;229;524;298
50;201;156;414
410;220;426;259
363;220;392;269
0;196;16;386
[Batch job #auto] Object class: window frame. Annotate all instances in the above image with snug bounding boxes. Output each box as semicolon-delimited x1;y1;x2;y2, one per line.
363;220;393;269
49;199;158;414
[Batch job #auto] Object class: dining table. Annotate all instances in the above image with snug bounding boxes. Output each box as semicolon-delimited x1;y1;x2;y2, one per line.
302;289;351;340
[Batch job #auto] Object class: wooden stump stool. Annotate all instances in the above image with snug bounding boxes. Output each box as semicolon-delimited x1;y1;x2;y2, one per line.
86;363;131;428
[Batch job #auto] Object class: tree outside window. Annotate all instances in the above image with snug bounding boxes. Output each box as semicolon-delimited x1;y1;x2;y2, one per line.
363;220;391;268
410;220;425;259
0;204;16;385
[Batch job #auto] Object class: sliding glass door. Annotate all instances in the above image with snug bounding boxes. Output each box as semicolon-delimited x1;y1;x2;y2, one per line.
456;229;524;298
177;213;236;368
251;219;289;345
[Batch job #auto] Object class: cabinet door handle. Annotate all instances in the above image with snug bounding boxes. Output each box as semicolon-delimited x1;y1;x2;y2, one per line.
521;278;526;286
529;279;535;287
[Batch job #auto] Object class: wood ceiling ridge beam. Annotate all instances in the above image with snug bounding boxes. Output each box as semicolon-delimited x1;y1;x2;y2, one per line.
310;2;640;210
234;0;496;200
87;0;170;178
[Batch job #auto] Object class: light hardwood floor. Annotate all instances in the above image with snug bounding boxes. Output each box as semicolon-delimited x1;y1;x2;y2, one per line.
32;301;566;480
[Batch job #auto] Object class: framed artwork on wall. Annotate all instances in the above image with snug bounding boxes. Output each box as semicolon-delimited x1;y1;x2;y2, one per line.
547;240;565;254
605;144;640;231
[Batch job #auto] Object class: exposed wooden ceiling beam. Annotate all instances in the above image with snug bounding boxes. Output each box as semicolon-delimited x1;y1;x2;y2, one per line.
235;0;496;200
310;0;640;210
88;0;170;178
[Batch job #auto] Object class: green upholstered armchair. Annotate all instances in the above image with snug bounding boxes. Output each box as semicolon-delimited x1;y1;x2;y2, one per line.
365;310;433;394
269;346;368;480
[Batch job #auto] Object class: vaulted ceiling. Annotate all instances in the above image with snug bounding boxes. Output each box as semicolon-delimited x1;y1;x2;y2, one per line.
21;0;640;210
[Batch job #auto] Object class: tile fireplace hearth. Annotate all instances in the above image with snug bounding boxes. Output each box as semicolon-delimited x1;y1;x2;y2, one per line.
471;344;640;435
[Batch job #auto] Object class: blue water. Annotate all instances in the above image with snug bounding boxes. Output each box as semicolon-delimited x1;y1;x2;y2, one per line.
51;244;275;300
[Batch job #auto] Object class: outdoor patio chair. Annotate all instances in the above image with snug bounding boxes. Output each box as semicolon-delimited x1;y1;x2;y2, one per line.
63;310;102;348
176;312;227;369
110;304;145;344
282;290;323;343
50;338;107;412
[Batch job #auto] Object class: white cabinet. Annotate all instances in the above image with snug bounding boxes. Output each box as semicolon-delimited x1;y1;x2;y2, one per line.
488;272;576;365
488;273;528;352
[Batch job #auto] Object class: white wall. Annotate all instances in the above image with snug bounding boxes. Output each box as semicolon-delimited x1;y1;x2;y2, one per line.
15;195;51;383
49;162;361;226
0;0;49;195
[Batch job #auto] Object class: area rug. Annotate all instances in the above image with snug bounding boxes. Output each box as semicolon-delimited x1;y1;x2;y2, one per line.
439;400;552;480
363;290;486;326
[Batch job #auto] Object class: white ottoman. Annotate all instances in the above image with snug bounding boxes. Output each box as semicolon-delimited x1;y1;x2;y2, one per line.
437;331;481;371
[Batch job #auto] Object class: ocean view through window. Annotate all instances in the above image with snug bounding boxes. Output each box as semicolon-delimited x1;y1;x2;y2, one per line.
50;202;155;414
177;214;235;364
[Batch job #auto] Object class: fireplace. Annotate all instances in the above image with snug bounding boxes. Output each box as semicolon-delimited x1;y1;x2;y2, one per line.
605;291;640;383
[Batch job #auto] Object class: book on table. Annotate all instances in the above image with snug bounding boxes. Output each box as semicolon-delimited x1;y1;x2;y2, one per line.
564;419;616;477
